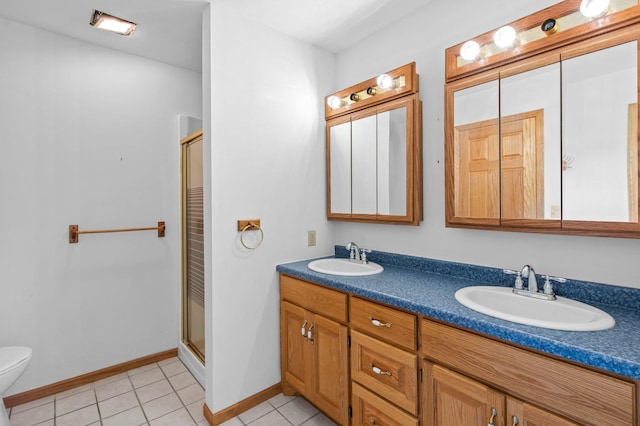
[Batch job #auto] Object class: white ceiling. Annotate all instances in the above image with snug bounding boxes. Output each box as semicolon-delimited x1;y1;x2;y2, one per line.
0;0;430;72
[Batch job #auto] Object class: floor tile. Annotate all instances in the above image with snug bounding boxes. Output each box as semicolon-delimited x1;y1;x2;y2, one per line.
136;379;174;404
94;372;128;387
102;405;148;426
301;412;338;426
249;409;291;426
159;360;188;377
95;377;134;401
218;418;244;426
32;420;54;426
98;390;139;419
238;401;274;424
157;357;179;367
10;395;54;414
278;397;319;425
8;402;54;426
55;383;94;400
177;383;205;406
185;398;206;423
142;392;183;421
128;363;160;377
168;370;197;390
268;393;297;409
130;367;165;389
55;389;97;416
56;404;100;426
149;407;195;426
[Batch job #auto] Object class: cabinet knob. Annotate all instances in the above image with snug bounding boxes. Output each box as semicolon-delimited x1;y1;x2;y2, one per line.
487;407;497;426
369;316;392;328
370;418;377;426
511;415;519;426
369;363;392;376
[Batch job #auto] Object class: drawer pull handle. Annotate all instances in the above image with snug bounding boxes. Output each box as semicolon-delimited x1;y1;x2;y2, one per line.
487;407;497;426
370;418;377;426
369;317;391;328
301;320;308;337
369;363;392;376
511;415;519;426
307;323;314;344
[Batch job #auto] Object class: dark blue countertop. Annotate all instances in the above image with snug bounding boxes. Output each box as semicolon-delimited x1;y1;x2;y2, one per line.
276;248;640;380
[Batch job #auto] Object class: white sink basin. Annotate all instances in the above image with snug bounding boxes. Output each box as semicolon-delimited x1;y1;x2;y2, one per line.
455;286;615;331
308;258;383;276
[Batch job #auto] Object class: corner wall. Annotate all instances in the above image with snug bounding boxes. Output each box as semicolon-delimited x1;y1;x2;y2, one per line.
0;17;202;394
332;0;640;289
204;3;335;412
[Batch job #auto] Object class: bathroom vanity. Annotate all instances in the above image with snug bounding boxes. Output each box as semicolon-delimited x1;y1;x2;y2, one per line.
277;251;640;426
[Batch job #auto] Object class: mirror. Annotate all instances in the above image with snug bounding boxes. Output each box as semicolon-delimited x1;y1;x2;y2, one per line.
562;41;638;223
446;18;640;237
325;63;422;225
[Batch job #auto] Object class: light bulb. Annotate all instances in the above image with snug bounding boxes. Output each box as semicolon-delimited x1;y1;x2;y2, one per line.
376;74;394;90
460;40;481;61
580;0;610;18
493;26;517;49
327;96;342;109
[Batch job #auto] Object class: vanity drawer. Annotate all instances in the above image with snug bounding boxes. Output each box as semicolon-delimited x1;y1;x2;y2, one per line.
351;330;418;415
350;296;417;350
421;319;635;426
280;275;347;323
352;382;419;426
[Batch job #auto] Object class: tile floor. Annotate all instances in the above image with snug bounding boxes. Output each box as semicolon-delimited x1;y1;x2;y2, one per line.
7;357;337;426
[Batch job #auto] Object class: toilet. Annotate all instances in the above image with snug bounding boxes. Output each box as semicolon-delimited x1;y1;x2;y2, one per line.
0;347;32;426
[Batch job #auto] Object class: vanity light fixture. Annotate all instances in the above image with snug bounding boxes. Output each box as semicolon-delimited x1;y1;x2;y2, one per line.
376;74;394;90
460;40;481;61
366;87;377;95
90;10;137;36
493;25;517;48
327;95;344;109
580;0;610;18
350;93;360;101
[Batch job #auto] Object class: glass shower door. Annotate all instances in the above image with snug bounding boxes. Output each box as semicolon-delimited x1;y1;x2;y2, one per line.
181;130;205;362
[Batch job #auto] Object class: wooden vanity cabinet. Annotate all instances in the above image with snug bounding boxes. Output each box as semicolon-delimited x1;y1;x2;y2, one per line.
350;297;420;424
280;276;349;425
421;318;636;426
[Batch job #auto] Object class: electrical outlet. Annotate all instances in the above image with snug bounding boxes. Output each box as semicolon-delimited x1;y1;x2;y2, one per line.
550;205;561;218
307;230;316;247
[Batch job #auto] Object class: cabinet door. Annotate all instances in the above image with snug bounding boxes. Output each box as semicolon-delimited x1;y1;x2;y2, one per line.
281;301;308;396
506;398;581;426
309;313;349;425
423;361;505;426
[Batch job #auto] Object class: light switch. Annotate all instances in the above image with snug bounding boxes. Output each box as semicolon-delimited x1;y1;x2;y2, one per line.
308;230;316;246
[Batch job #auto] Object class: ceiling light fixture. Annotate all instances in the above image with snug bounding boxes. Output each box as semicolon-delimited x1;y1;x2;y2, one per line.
90;10;137;36
493;25;517;48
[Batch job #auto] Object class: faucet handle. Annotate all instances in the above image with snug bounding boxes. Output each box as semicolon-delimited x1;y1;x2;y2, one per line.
542;275;566;295
503;269;524;290
360;248;371;264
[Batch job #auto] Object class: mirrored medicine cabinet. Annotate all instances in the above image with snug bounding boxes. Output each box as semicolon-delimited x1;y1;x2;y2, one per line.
325;63;423;225
445;0;640;238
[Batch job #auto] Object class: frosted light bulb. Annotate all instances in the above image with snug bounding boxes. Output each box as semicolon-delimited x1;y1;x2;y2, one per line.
580;0;610;18
376;74;394;89
494;25;517;48
460;40;481;61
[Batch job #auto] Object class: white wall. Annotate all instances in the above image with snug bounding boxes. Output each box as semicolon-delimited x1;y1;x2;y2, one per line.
0;17;202;394
332;0;640;289
204;3;335;412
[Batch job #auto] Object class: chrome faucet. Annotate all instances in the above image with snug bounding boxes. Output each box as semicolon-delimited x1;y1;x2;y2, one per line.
346;242;361;261
504;265;562;301
345;242;371;264
521;265;538;293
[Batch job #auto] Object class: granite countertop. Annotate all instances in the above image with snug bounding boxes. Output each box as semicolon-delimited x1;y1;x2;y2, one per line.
276;249;640;381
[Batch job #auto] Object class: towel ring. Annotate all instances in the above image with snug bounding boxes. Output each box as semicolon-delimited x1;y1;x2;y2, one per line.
240;223;263;250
